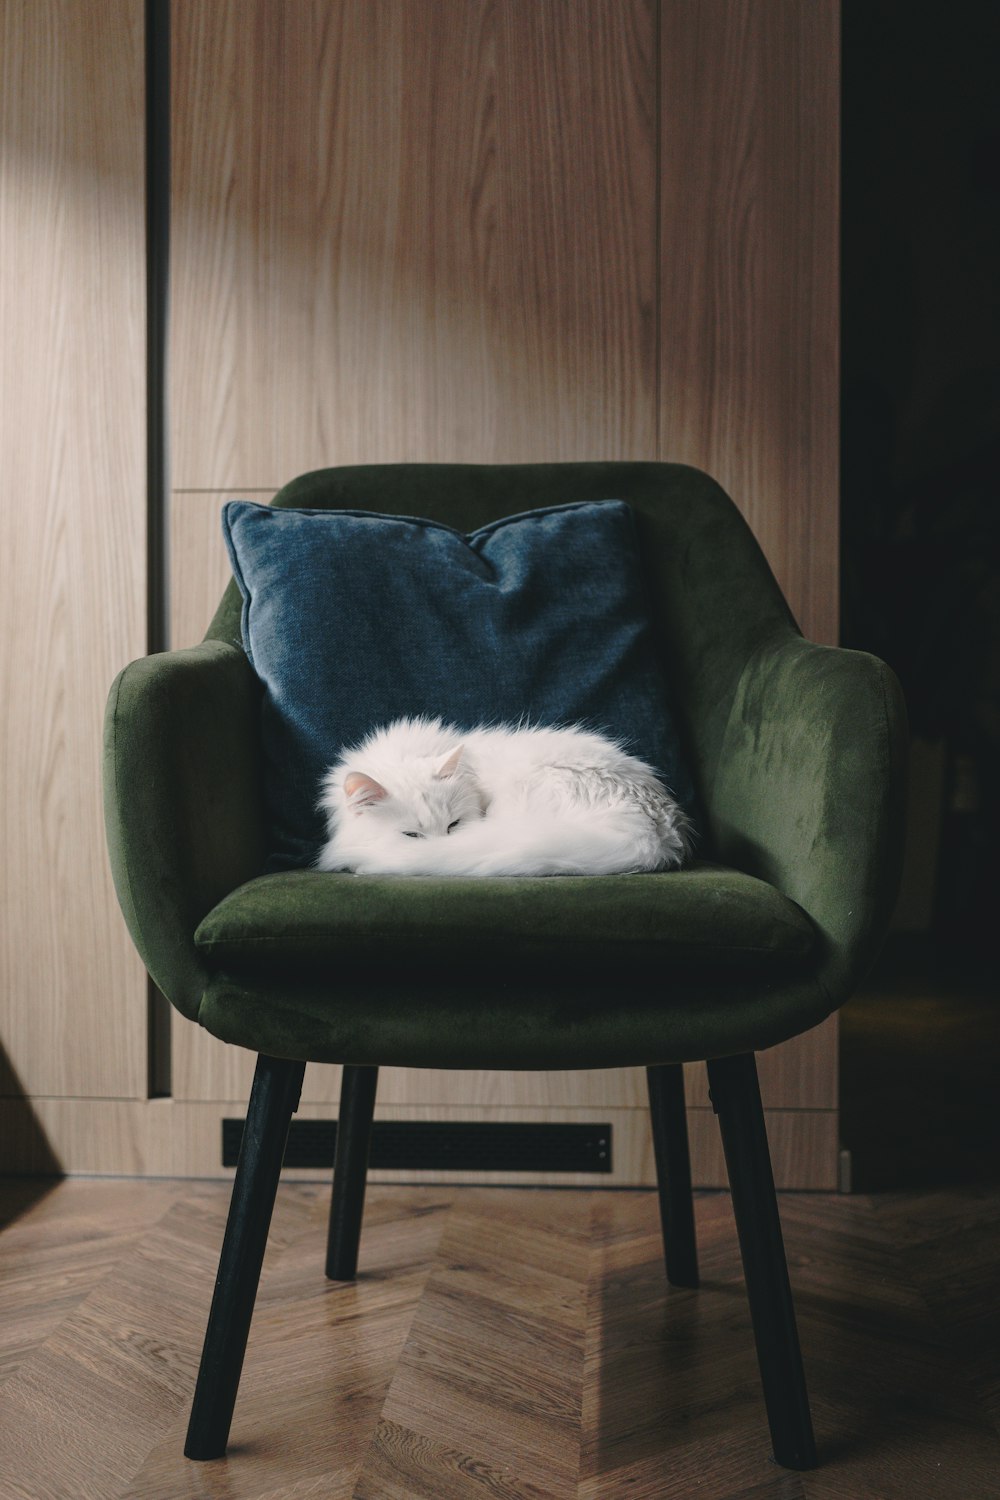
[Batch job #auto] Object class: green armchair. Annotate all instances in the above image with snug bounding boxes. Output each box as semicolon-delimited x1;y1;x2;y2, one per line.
103;462;906;1472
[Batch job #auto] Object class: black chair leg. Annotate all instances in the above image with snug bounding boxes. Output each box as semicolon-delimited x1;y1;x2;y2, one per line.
706;1052;817;1471
184;1053;306;1462
326;1064;379;1281
646;1063;698;1287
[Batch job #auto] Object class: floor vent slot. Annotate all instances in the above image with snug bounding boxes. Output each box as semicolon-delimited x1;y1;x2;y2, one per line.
222;1118;612;1173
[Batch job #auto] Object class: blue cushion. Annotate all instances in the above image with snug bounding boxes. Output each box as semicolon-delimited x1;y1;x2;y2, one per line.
223;499;698;870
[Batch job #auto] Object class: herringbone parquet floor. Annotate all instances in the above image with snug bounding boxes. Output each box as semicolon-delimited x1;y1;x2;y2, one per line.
1;1173;998;1499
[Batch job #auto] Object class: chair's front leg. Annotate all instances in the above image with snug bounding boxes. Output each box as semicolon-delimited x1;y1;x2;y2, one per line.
326;1064;379;1281
646;1063;698;1287
185;1053;306;1461
707;1052;817;1471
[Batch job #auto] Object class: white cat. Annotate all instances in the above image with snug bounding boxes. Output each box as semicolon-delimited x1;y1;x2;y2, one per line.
316;716;691;876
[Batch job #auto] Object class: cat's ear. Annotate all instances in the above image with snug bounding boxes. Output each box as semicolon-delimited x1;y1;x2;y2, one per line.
435;745;464;780
343;771;388;813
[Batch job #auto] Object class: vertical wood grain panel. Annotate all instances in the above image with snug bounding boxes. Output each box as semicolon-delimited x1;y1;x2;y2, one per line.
0;1096;839;1187
170;0;658;487
659;0;840;645
169;491;275;651
167;1;840;1184
0;0;148;1100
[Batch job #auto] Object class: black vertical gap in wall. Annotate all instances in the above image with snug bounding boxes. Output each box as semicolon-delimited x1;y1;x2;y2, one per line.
146;0;172;1098
653;0;662;461
839;0;848;656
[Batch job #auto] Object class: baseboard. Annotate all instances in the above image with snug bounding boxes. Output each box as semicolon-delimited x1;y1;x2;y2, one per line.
0;1097;839;1189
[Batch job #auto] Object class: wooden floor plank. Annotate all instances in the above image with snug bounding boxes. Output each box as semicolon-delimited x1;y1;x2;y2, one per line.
127;1187;453;1500
0;1179;187;1382
1;1177;999;1499
870;1184;1000;1441
786;1195;1000;1500
0;1186;225;1499
582;1192;806;1500
353;1189;590;1500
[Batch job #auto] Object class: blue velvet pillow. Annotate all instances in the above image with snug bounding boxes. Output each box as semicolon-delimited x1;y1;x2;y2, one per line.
223;499;697;870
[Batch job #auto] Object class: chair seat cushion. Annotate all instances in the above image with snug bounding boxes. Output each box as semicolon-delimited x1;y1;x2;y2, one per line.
192;864;823;1070
195;863;816;977
222;497;698;870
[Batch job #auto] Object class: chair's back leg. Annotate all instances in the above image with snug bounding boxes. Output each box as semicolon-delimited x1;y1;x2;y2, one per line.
646;1063;699;1287
185;1053;306;1461
707;1052;817;1471
326;1064;379;1281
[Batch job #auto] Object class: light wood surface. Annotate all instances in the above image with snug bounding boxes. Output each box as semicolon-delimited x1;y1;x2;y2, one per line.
172;1020;836;1113
0;1094;839;1190
0;0;148;1101
658;0;840;646
162;0;841;1186
170;0;840;645
169;490;275;650
170;0;659;489
2;1175;999;1496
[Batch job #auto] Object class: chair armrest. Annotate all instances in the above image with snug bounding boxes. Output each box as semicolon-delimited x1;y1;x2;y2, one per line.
103;640;266;1021
709;632;908;1006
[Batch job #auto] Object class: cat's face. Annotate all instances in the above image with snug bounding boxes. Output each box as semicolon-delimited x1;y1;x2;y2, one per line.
339;745;486;845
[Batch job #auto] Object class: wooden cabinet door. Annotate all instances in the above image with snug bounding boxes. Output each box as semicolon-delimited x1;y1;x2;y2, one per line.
0;0;147;1107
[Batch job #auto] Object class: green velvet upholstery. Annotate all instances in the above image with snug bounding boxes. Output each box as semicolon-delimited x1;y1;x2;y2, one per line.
195;865;815;974
103;639;266;1022
103;462;907;1067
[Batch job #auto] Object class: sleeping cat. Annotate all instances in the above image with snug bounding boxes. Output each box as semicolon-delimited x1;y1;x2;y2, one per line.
316;716;691;876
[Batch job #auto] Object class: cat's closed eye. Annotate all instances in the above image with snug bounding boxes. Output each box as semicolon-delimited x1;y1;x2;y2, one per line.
447;820;461;834
402;830;424;839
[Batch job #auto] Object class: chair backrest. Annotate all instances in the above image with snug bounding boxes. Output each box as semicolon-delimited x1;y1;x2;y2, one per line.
205;462;799;858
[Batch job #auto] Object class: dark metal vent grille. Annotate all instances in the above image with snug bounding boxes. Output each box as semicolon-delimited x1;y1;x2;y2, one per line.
222;1118;611;1173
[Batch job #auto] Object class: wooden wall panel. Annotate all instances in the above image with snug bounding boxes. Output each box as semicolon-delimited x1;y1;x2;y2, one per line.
0;1095;839;1190
0;0;148;1101
170;0;658;487
170;491;275;651
167;1;840;1186
659;0;840;645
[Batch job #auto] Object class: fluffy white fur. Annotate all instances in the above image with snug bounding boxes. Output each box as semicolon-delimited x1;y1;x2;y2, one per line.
317;716;691;876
